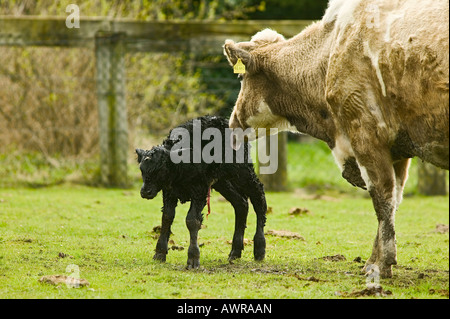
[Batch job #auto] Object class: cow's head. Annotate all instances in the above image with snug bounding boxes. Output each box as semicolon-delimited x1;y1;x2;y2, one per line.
224;29;291;147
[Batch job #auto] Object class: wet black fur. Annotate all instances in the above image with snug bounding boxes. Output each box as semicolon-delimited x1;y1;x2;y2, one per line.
136;115;267;269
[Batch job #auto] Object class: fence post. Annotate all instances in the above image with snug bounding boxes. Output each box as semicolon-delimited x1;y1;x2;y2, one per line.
95;32;128;188
417;161;447;195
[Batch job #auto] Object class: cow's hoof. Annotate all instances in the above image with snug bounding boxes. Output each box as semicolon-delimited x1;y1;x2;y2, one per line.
379;265;393;278
363;263;393;279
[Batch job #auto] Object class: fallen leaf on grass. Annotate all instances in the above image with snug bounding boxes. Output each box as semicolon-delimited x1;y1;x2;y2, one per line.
152;225;161;233
320;254;346;262
226;238;253;246
294;274;326;282
353;256;364;263
151;225;173;238
435;224;449;233
39;275;89;288
265;230;305;240
293;189;340;202
58;252;73;259
288;207;311;216
338;286;392;298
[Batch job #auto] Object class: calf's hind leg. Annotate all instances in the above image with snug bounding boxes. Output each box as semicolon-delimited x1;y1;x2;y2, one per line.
246;174;267;261
212;180;249;261
185;198;206;269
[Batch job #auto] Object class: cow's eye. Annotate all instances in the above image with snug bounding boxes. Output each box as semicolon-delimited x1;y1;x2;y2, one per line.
237;74;243;80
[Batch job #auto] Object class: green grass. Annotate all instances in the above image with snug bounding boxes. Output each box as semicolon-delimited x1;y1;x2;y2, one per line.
0;185;448;299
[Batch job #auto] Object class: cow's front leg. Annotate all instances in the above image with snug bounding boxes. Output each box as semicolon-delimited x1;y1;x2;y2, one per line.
153;191;177;262
357;151;399;278
365;186;397;278
363;158;411;277
185;198;206;269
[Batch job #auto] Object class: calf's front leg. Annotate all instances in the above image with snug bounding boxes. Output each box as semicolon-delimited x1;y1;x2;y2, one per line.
153;191;177;262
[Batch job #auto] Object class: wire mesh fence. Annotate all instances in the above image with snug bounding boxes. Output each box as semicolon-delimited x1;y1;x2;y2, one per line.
0;17;447;193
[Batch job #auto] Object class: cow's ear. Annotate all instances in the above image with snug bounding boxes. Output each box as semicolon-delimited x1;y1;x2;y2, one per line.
135;148;145;163
223;40;256;73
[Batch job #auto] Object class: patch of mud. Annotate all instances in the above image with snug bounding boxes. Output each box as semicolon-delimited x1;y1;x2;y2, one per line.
429;288;449;297
337;286;392;298
265;230;305;240
320;254;346;262
251;268;287;275
294;274;327;282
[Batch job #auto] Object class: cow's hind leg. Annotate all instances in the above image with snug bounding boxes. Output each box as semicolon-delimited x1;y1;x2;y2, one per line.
213;180;249;261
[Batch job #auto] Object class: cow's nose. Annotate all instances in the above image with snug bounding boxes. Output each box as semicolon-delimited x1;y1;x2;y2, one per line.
230;132;242;150
228;109;242;130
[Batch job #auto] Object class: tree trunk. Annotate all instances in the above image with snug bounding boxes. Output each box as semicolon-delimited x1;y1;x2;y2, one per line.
417;161;447;196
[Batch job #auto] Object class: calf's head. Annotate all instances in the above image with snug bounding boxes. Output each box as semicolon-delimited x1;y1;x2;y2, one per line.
224;29;289;143
136;146;170;199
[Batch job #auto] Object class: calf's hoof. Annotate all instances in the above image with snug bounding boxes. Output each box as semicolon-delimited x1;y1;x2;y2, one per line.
254;252;265;261
153;252;167;262
228;250;242;261
253;243;265;261
253;234;266;261
186;257;200;270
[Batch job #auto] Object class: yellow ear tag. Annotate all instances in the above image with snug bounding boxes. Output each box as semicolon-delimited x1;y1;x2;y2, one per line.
233;58;246;74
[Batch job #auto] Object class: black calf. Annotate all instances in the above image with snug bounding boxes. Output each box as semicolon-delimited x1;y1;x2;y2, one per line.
136;116;267;269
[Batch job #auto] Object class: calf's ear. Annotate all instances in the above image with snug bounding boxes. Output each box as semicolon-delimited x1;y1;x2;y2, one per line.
135;148;145;163
223;40;256;73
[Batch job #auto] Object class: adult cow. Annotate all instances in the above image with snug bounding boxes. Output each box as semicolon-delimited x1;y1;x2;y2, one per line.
223;0;449;278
